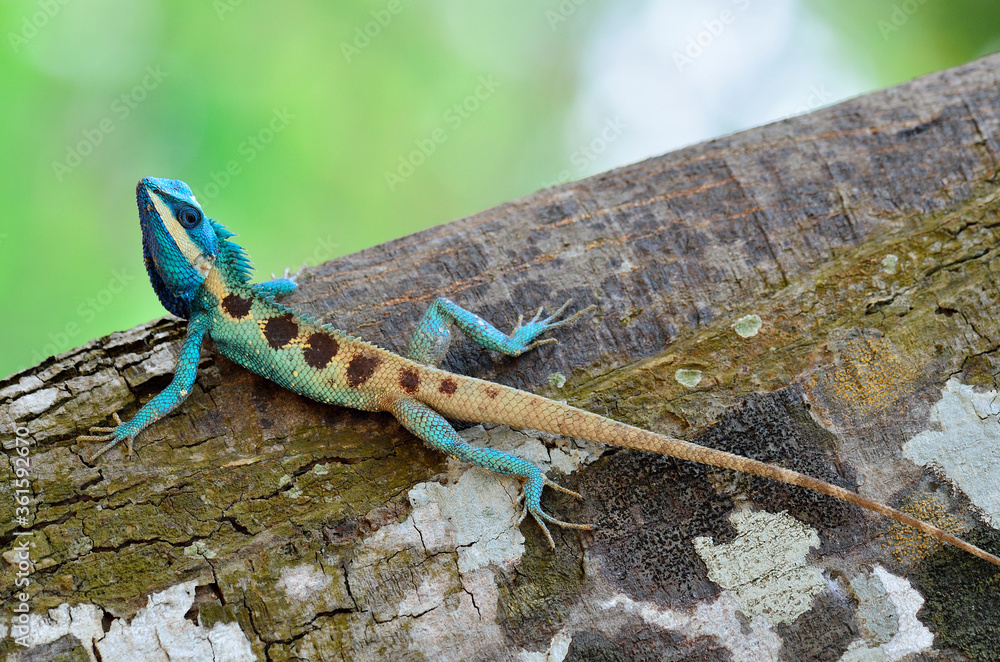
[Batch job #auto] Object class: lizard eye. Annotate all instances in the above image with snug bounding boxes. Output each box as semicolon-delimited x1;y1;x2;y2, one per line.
177;204;203;229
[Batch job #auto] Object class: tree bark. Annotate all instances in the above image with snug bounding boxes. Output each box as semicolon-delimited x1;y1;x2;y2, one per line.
4;54;1000;661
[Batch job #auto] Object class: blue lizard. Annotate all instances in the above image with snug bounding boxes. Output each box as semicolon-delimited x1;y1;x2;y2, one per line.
78;177;1000;565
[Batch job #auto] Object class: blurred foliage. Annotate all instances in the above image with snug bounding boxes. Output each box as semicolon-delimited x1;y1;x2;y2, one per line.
0;0;604;377
803;0;1000;83
1;0;999;379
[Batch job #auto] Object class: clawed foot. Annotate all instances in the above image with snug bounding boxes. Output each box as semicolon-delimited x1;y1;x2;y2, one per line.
515;475;593;549
270;264;308;282
77;412;136;461
256;265;307;299
510;300;597;354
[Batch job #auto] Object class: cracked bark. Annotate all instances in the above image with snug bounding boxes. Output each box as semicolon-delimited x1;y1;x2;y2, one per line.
4;54;1000;661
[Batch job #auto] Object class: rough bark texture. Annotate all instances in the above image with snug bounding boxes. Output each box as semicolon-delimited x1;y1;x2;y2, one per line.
4;54;1000;661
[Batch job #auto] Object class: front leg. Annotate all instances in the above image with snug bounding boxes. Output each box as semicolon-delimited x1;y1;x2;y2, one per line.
406;297;595;366
79;314;210;459
252;266;305;301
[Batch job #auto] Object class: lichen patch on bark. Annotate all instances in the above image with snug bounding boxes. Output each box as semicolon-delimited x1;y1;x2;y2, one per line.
692;508;825;625
841;565;933;662
903;379;1000;529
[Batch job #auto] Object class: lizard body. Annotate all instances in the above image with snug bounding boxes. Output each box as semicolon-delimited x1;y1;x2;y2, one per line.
80;177;1000;567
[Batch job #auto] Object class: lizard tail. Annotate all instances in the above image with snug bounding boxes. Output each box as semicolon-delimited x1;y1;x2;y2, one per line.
420;372;1000;568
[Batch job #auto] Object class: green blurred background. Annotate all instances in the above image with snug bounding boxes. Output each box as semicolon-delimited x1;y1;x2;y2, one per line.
2;0;1000;379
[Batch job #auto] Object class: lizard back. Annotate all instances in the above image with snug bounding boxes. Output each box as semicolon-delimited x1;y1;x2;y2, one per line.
198;267;410;412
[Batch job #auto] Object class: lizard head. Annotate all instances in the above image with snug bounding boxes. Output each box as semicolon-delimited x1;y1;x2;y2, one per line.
137;177;220;318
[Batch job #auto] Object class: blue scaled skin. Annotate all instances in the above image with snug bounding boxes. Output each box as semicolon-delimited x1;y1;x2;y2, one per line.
77;177;1000;565
79;177;595;546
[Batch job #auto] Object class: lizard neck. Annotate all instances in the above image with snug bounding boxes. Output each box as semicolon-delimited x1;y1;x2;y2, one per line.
198;265;237;307
193;239;254;312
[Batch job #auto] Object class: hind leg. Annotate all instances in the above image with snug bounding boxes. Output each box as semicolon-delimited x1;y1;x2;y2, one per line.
382;395;591;547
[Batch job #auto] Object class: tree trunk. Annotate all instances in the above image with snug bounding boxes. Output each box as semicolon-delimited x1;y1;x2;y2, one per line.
4;54;1000;662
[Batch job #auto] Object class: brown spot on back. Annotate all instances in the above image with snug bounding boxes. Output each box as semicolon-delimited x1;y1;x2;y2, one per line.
439;378;458;395
485;386;499;399
303;332;340;369
221;293;253;319
262;313;299;349
346;354;381;388
399;368;420;394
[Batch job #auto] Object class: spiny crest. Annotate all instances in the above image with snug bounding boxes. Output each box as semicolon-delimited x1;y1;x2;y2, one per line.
270;302;325;330
210;219;254;284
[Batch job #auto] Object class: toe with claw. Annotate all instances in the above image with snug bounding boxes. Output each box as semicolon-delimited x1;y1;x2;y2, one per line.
517;474;593;549
77;412;138;461
270;263;309;283
508;300;597;355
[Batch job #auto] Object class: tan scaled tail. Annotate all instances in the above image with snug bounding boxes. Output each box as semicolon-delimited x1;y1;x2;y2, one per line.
421;371;1000;567
612;422;1000;567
